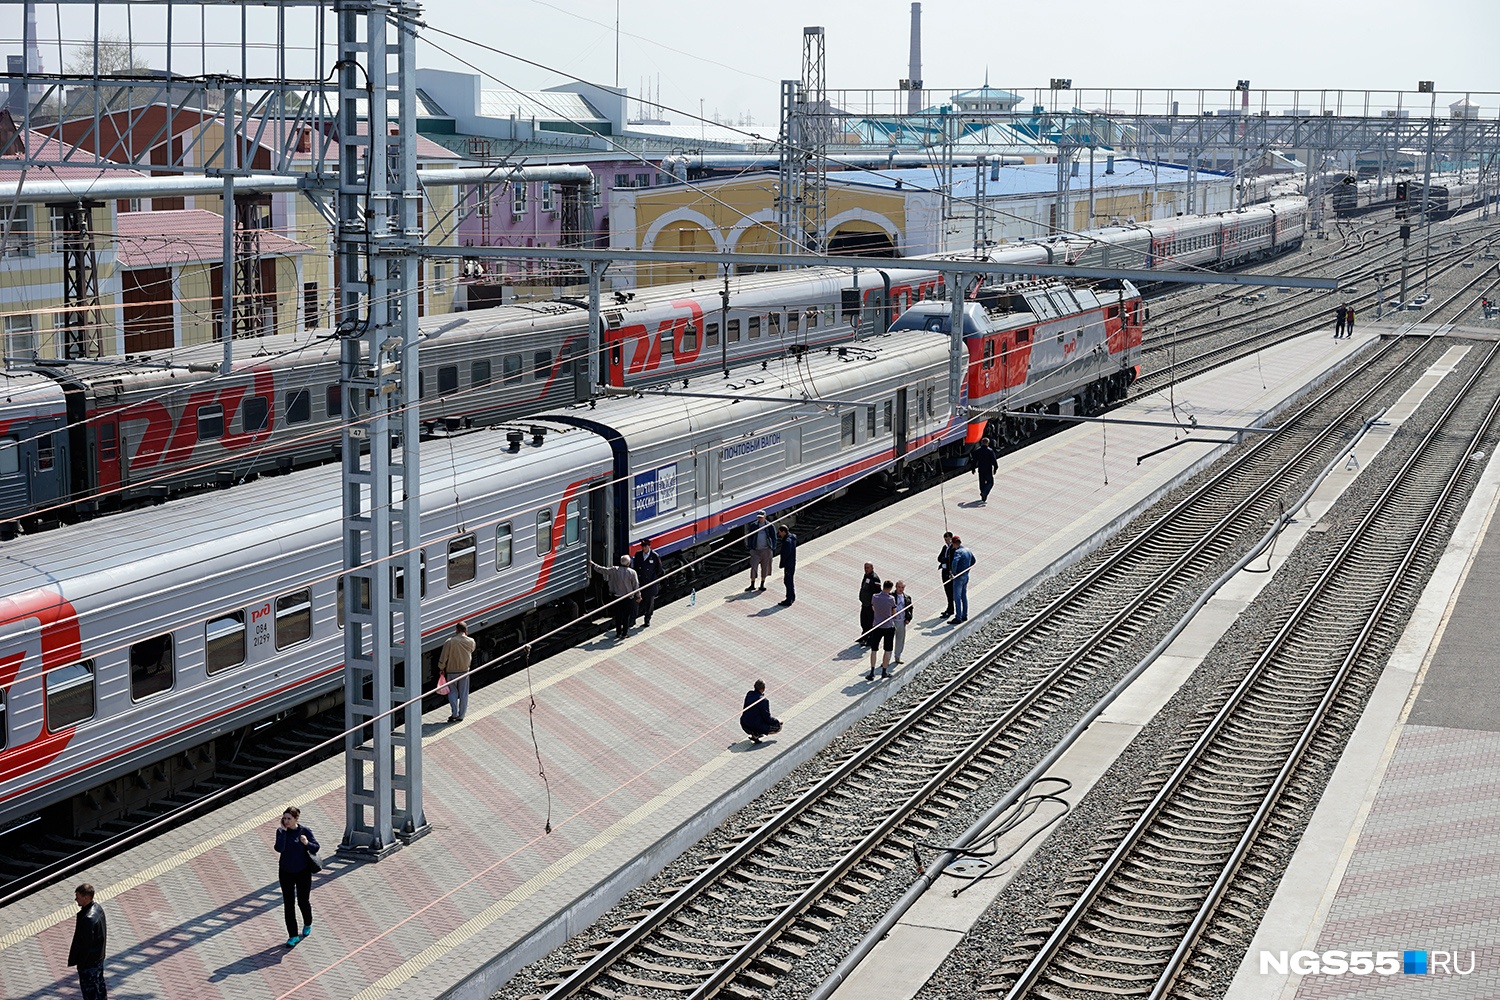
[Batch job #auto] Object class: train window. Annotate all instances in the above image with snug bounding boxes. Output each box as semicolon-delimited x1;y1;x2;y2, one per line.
840;412;856;447
533;350;552;379
866;406;876;440
419;371;426;399
535;509;554;556
129;634;174;701
205;612;246;674
46;659;94;730
336;575;371;628
472;359;492;388
325;385;341;419
37;435;54;471
748;316;761;340
275;590;313;649
704;321;719;347
560;354;575;378
286;389;311;425
926;388;936;417
100;424;117;461
769;313;781;337
1016;329;1030;344
787;311;799;334
659;331;672;358
198;404;225;440
448;534;477;587
806;307;819;329
438;365;459;395
727;319;741;343
503;354;523;382
1107;306;1120;319
0;690;5;750
982;339;996;370
884;400;893;432
682;323;698;352
565;499;581;546
496;522;513;568
393;553;427;600
240;396;270;433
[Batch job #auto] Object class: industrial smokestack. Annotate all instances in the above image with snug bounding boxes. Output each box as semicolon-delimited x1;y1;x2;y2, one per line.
907;2;922;116
23;2;42;77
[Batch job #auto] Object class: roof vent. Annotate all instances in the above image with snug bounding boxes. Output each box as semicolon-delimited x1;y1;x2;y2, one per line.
507;430;524;452
530;425;548;446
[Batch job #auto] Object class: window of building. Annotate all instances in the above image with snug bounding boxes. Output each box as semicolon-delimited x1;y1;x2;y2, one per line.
512;182;527;215
205;612;247;674
4;315;37;360
275;590;313;649
471;359;491;388
541;181;555;212
635;172;651;188
840;412;856;447
496;522;513;568
448;534;477;587
198;404;225;440
325;384;342;419
475;184;492;217
748;316;761;339
503;353;523;382
47;659;94;730
48;205;69;252
286;389;311;425
613;173;630;189
565;499;581;546
533;350;552;379
591;184;602;208
130;634;174;701
0;206;34;258
727;318;741;343
535;509;553;555
240;396;269;433
393;553;427;600
438;365;459;395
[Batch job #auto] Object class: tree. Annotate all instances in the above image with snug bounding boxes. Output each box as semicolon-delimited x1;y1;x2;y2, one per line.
65;34;152;78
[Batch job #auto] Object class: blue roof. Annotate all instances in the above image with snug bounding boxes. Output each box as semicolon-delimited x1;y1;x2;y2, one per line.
833;159;1230;198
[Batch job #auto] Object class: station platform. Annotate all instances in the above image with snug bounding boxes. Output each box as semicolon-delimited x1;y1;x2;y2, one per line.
1224;340;1500;998
0;328;1367;1000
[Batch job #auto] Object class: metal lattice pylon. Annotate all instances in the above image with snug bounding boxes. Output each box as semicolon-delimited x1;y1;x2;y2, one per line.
336;0;428;859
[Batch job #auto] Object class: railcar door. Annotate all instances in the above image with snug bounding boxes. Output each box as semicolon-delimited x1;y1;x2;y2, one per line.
28;423;66;511
894;388;910;458
694;439;720;540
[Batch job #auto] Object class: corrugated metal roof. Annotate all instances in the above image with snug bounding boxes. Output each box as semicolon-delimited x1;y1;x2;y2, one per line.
835;158;1228;198
115;209;313;269
621;122;767;148
479;90;606;123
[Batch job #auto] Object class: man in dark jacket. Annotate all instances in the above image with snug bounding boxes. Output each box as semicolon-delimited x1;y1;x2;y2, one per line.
69;883;108;999
969;437;999;503
776;525;797;605
858;563;882;645
740;680;781;743
937;531;956;618
632;538;665;627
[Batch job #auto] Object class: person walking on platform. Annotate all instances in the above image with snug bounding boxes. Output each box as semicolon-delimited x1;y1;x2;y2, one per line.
740;680;782;743
592;554;641;639
274;806;320;948
938;531;956;618
68;883;108;1000
867;580;899;680
948;536;976;624
437;622;476;723
892;580;913;666
776;525;798;605
745;512;776;591
858;562;882;645
1334;304;1347;338
969;438;999;504
1345;305;1356;338
632;539;664;628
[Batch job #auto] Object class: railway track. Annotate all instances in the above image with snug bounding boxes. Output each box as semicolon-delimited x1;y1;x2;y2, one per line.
987;341;1500;1000
516;335;1442;1000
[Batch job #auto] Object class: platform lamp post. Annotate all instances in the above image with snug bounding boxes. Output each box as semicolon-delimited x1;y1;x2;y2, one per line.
1233;80;1250;210
1050;79;1072;235
1417;81;1437;293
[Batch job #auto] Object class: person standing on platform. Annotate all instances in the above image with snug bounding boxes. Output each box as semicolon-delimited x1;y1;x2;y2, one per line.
776;525;798;606
592;555;641;639
745;511;776;592
892;580;913;666
948;536;976;624
867;580;899;680
858;562;882;645
740;680;781;743
68;883;108;1000
1334;304;1347;338
938;531;956;618
632;539;664;628
1345;305;1356;338
437;622;476;723
274;806;320;948
969;437;999;504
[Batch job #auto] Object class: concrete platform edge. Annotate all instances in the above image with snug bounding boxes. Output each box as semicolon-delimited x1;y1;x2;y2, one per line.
441;343;1364;1000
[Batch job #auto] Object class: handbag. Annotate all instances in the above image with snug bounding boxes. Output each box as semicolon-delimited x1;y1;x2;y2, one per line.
305;846;323;873
436;671;450;696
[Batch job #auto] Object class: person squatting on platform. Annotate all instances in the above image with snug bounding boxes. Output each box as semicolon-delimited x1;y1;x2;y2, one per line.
777;524;797;605
740;680;782;743
745;511;776;591
969;437;999;503
68;882;108;1000
632;538;664;627
592;554;641;639
274;805;320;948
867;580;899;680
437;622;476;722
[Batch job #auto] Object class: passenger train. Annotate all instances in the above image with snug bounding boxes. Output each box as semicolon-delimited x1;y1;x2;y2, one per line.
0;198;1303;530
0;279;1142;834
1331;171;1488;217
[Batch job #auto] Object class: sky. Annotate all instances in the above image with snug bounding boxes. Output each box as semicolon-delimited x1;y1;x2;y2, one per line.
11;0;1499;128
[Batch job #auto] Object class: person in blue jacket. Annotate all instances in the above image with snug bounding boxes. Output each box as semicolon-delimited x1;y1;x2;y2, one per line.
948;536;976;624
740;680;781;743
274;805;320;948
776;525;798;606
